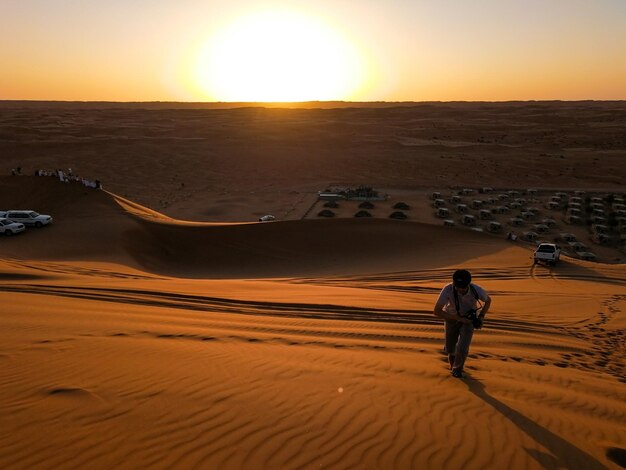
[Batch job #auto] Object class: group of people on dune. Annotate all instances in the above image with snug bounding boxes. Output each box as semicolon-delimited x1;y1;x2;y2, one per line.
10;166;103;189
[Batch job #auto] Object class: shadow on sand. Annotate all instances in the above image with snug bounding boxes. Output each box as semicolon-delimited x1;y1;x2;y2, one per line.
465;378;609;470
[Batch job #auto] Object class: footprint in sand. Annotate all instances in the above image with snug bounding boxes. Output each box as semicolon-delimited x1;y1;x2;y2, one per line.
48;387;89;396
46;387;102;403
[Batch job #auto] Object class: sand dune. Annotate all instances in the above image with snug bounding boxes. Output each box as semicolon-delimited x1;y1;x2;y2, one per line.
0;176;516;277
0;104;625;469
0;255;624;468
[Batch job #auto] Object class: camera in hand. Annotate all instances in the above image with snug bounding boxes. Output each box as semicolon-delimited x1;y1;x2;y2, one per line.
464;309;483;329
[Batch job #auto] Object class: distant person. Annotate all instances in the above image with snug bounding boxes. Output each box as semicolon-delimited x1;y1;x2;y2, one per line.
434;269;491;378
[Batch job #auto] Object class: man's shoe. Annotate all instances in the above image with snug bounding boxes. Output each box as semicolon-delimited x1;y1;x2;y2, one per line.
451;368;464;379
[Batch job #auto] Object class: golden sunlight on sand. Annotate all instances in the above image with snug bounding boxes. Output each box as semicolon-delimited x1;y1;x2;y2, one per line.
0;102;625;469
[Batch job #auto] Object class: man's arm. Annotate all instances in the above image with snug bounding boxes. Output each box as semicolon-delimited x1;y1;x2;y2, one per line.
434;303;470;323
479;295;491;317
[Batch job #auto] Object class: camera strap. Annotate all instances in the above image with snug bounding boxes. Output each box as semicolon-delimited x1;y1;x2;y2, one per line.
453;283;481;315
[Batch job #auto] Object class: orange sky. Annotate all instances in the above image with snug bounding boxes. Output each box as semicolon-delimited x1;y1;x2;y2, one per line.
1;0;625;101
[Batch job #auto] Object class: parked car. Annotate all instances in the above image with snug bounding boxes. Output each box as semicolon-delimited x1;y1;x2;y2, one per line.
522;231;539;242
486;221;502;233
258;214;275;222
436;207;450;218
534;243;561;266
577;251;597;261
461;214;477;226
558;233;577;243
5;210;52;227
479;209;493;220
0;218;25;235
569;241;588;252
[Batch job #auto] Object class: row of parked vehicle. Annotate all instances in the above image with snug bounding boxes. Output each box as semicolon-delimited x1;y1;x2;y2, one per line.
0;210;53;236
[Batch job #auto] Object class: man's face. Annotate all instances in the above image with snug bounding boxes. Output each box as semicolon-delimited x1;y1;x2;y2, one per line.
454;285;469;295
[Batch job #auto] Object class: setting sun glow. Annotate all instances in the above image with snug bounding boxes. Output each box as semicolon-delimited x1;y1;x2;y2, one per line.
195;11;365;102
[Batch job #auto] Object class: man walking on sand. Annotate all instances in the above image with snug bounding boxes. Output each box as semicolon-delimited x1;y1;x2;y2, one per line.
434;269;491;378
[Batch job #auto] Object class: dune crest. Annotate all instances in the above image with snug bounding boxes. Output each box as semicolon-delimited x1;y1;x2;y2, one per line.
0;176;520;277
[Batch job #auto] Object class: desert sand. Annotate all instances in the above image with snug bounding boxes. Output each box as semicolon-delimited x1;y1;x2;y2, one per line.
0;102;625;469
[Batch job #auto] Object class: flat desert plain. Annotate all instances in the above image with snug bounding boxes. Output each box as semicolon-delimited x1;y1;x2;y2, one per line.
0;102;625;469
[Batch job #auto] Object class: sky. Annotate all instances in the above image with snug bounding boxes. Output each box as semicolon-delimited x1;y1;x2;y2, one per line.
1;0;625;102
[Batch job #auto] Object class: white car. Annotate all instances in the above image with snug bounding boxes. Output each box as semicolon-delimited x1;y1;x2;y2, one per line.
0;218;26;235
533;243;561;266
5;210;53;227
258;215;275;222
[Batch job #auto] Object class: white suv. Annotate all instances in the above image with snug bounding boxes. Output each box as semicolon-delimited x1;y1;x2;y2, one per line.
0;218;25;235
5;210;53;227
533;243;561;266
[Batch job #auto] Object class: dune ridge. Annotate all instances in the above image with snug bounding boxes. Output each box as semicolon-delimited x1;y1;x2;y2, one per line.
0;176;518;277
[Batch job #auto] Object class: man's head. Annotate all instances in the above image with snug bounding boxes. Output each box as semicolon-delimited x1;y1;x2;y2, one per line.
452;269;472;291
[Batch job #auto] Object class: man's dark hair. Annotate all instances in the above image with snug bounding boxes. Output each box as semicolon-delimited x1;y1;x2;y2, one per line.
453;269;472;288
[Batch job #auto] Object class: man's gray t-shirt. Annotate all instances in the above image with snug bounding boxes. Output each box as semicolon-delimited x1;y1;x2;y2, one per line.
435;283;489;315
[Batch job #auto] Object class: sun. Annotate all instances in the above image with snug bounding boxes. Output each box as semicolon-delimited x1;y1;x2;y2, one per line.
195;10;365;102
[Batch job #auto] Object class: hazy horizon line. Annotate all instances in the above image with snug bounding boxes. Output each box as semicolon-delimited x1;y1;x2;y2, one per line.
1;99;625;111
2;98;625;103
